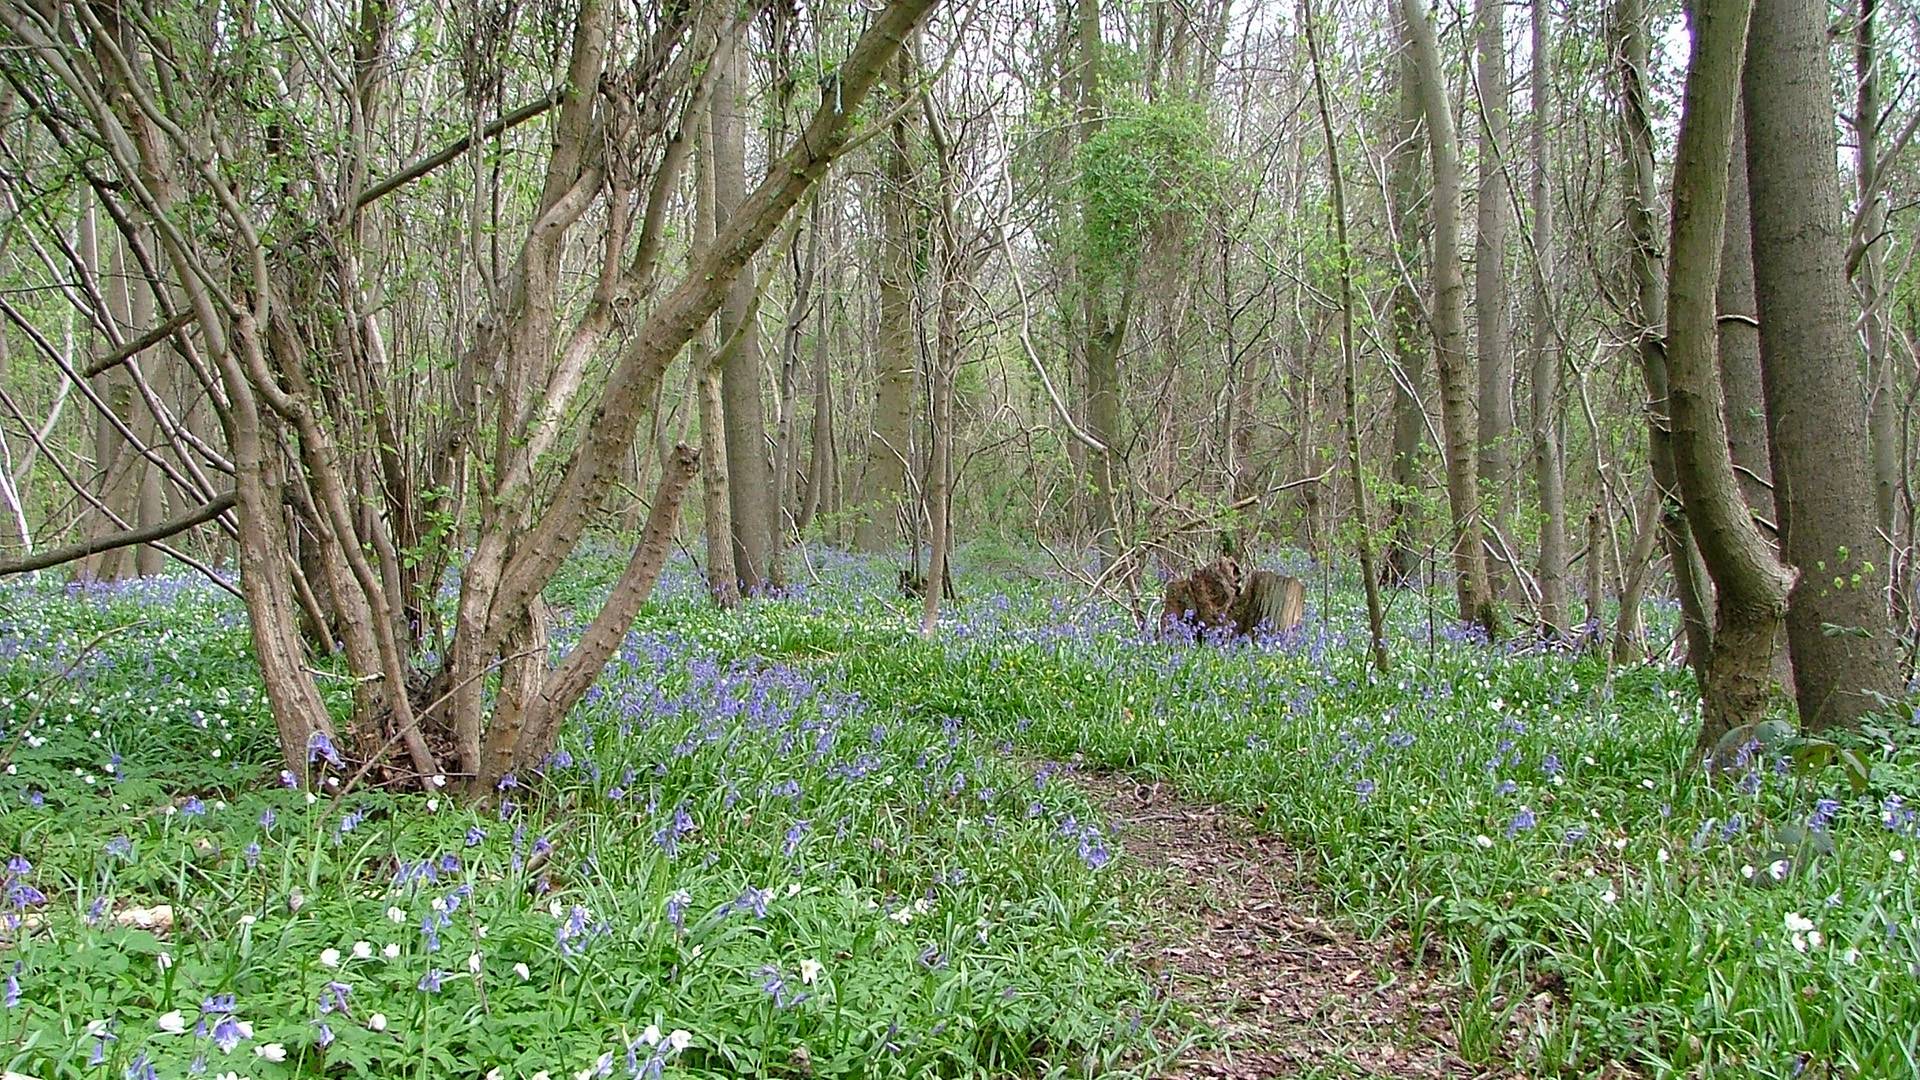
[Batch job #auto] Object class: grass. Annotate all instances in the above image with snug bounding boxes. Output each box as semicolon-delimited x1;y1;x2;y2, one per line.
3;543;1919;1078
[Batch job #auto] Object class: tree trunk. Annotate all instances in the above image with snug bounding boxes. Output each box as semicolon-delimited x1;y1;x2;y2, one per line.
1857;0;1899;553
1745;0;1902;732
1305;0;1389;671
1384;0;1430;589
712;43;777;592
1398;0;1497;633
1527;0;1566;638
1665;0;1792;753
1474;0;1514;597
1615;0;1713;680
854;58;918;553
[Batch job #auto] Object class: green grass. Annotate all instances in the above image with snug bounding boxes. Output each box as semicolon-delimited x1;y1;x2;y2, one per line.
3;546;1918;1078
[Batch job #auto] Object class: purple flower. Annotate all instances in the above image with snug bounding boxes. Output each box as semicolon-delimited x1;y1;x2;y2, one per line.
211;1014;248;1053
1354;779;1376;802
417;969;445;993
318;981;351;1014
201;994;236;1015
730;885;771;920
308;730;344;768
465;826;486;847
784;819;811;859
244;842;261;869
313;1019;334;1048
4;962;19;1008
124;1054;158;1080
181;797;207;817
105;836;134;860
1809;798;1840;832
1507;806;1537;837
259;808;276;830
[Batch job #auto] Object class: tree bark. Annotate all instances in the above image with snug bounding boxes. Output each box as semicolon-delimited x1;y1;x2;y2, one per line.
1615;0;1713;679
1527;0;1567;638
712;42;777;592
854;58;919;553
1384;0;1431;589
1666;0;1793;753
1305;0;1389;671
1745;0;1902;731
1398;0;1497;633
1474;0;1514;597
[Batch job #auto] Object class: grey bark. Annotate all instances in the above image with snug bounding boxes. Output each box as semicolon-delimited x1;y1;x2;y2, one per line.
1745;0;1902;731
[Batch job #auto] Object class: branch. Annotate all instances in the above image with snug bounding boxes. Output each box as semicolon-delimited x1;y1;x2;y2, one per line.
81;310;195;377
354;89;564;209
0;491;236;577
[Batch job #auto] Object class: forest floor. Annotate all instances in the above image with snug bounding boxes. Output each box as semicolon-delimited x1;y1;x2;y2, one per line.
1072;766;1486;1080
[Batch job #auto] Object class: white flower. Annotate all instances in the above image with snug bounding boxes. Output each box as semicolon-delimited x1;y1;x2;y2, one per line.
467;952;483;975
1791;933;1808;953
1640;778;1655;790
156;1010;188;1034
1474;835;1494;849
319;947;341;968
799;959;823;985
256;1043;288;1062
156;951;173;972
1740;864;1756;879
430;774;447;788
387;906;406;923
1894;849;1908;864
786;882;802;898
352;941;372;960
513;963;531;981
1784;912;1816;933
368;1013;388;1032
1656;849;1670;864
430;897;447;913
426;798;440;812
1844;947;1861;965
888;908;913;925
1599;886;1618;905
217;1072;242;1080
1612;837;1629;851
382;943;400;960
1768;859;1791;881
668;1030;692;1052
641;1024;661;1046
1808;930;1825;948
475;925;488;939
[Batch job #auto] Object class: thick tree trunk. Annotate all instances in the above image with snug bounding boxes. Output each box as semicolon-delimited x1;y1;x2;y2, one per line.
1615;0;1713;680
1527;0;1566;638
1399;0;1497;633
1665;0;1792;753
854;60;918;553
1473;0;1514;597
712;44;777;592
1384;1;1431;589
1745;0;1901;732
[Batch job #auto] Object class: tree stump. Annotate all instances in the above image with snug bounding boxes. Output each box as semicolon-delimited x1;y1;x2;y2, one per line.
1233;570;1306;637
1159;556;1243;636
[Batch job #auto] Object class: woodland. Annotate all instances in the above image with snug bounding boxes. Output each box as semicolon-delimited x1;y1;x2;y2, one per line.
0;0;1918;1076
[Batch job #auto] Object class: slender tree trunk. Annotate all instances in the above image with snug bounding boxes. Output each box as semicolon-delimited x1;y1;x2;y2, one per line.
1527;0;1566;638
1305;1;1388;671
712;42;776;591
1384;1;1431;589
1857;0;1899;552
1474;0;1513;597
1667;0;1792;753
1078;0;1125;565
1745;0;1902;732
1615;0;1713;679
1399;0;1497;633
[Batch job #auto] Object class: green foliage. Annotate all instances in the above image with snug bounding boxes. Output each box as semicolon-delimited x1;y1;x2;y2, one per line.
6;549;1920;1078
1076;99;1228;278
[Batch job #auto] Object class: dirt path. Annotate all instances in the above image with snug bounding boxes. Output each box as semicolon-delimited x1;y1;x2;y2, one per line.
1072;768;1496;1080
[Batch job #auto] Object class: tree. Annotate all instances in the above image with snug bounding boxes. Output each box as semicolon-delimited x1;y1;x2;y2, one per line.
1665;0;1793;750
1397;0;1498;633
0;0;941;792
1744;0;1902;730
1383;1;1432;590
1473;0;1514;596
1527;0;1567;638
854;57;920;554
